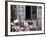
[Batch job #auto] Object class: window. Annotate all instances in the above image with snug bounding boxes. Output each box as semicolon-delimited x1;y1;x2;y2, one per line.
25;6;31;20
11;5;40;21
11;5;17;22
32;6;37;20
25;6;37;20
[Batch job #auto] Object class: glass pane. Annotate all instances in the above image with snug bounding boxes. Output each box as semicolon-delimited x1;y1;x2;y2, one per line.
32;6;37;20
16;5;25;20
11;5;17;22
25;6;31;20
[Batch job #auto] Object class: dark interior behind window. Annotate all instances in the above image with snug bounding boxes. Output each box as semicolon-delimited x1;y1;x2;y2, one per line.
11;5;16;22
25;6;37;20
25;6;31;20
32;6;37;19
